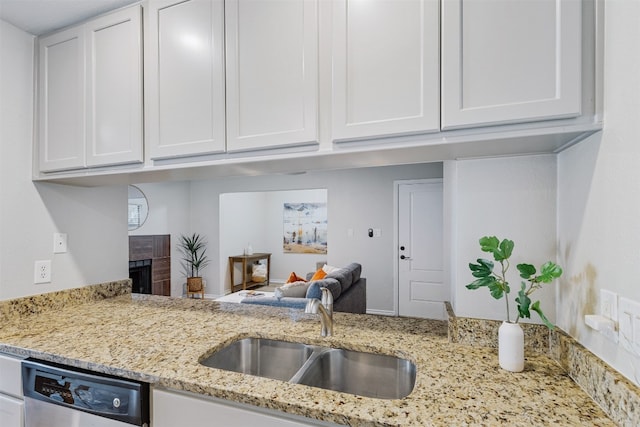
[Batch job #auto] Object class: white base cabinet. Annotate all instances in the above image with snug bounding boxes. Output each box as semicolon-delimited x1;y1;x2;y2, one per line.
152;387;338;427
0;353;25;427
0;395;23;427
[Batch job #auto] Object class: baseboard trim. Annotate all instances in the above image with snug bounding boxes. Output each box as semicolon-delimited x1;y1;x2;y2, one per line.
366;309;395;316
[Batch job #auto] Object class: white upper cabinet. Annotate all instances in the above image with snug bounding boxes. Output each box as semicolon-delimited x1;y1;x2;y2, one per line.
145;0;226;159
86;6;143;167
38;6;143;172
331;0;440;141
441;0;582;130
225;0;318;152
38;27;86;172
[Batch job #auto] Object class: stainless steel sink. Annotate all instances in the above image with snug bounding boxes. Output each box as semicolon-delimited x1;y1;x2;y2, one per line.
200;338;315;382
294;348;416;399
200;338;416;399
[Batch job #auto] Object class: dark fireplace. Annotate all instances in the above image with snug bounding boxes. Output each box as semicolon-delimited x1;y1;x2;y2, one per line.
129;259;152;294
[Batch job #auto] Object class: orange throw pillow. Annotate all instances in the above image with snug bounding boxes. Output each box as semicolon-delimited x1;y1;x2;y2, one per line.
286;272;307;284
310;268;327;281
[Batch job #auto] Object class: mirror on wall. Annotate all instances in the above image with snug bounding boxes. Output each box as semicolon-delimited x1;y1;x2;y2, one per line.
128;185;149;231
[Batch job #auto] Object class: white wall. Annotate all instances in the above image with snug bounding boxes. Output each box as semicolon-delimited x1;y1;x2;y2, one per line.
0;20;128;301
220;189;328;291
129;181;191;296
190;163;443;310
450;155;558;325
557;0;640;386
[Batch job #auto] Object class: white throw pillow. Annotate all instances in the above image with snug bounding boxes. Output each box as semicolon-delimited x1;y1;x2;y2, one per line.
322;264;341;274
275;281;310;299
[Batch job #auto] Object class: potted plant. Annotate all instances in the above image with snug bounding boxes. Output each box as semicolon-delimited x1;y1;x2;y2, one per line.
178;233;210;295
466;236;563;372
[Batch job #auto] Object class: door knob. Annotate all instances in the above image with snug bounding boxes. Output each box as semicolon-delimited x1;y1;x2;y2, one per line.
400;255;411;260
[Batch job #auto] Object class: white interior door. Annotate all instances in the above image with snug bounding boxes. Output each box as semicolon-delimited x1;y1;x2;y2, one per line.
398;180;446;319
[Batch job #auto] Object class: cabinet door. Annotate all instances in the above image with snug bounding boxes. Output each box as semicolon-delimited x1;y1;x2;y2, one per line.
225;0;318;152
145;0;226;159
332;0;440;141
0;353;24;398
86;6;143;167
441;0;581;129
38;27;86;172
152;388;329;426
0;394;24;427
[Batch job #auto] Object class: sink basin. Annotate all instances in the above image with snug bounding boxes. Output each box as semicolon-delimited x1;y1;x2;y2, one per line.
200;338;416;399
200;338;314;382
295;348;416;399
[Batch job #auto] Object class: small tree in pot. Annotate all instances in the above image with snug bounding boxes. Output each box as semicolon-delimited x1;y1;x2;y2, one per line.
178;233;210;294
466;236;562;371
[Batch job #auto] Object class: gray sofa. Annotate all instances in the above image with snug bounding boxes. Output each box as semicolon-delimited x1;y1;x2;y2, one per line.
241;262;366;314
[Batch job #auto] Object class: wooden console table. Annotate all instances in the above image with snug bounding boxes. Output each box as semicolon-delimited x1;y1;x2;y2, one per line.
229;253;271;293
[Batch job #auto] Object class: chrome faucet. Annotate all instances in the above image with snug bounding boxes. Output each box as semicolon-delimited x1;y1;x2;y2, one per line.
305;287;333;337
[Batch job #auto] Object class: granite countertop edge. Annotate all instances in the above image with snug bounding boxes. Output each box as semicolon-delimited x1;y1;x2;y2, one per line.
0;283;617;427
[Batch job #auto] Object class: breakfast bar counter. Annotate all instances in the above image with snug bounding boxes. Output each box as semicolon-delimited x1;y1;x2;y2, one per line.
0;282;618;426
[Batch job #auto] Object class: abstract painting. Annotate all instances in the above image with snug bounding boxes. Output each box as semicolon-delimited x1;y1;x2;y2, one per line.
283;203;327;254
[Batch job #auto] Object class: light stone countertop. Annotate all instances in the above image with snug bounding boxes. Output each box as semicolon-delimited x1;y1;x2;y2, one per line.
0;292;616;427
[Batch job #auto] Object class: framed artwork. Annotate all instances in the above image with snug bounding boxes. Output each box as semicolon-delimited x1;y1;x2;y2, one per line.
283;203;327;254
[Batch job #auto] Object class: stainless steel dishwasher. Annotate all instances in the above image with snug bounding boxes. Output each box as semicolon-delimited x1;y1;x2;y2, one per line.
22;359;149;427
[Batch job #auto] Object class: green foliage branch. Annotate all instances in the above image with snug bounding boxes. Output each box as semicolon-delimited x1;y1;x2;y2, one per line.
466;236;563;329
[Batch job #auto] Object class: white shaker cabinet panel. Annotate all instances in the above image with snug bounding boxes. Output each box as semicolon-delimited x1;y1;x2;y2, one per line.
145;0;226;159
152;388;332;426
441;0;581;129
225;0;318;152
332;0;440;141
86;6;143;167
0;394;23;427
38;27;86;172
0;353;25;427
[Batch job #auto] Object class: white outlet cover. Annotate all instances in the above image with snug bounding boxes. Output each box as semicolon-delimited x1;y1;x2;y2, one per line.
600;289;618;320
53;233;67;253
34;260;51;284
619;297;640;353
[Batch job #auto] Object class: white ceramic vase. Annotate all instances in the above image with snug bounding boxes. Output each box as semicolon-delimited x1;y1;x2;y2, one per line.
498;321;524;372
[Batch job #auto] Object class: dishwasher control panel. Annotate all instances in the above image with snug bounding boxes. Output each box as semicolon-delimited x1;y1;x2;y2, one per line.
22;359;149;426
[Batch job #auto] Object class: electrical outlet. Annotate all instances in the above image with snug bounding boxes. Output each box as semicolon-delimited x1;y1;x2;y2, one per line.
619;297;640;353
601;290;618;320
34;260;51;284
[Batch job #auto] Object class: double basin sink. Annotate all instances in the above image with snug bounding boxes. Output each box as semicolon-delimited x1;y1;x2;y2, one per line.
200;337;416;400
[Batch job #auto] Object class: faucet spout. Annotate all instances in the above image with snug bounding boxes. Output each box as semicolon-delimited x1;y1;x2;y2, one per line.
305;288;334;336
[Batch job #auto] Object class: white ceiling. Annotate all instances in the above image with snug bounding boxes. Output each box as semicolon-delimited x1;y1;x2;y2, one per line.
0;0;139;36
